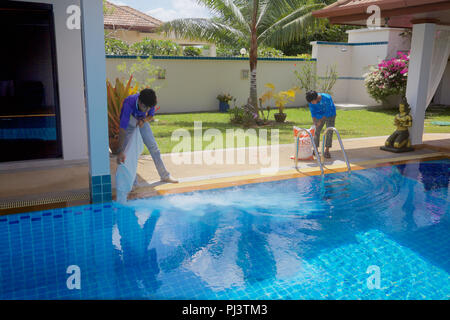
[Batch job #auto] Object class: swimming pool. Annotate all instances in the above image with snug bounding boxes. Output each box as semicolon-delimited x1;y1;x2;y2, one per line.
0;159;449;300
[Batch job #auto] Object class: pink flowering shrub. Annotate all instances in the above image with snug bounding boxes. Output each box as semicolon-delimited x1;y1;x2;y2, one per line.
364;51;409;103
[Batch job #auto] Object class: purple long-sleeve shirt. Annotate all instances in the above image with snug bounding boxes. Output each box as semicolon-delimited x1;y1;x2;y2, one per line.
119;94;156;130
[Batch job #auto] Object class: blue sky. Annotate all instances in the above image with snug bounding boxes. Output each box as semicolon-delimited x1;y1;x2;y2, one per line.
109;0;213;21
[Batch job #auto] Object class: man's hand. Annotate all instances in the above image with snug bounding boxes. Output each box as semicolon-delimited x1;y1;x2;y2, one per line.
313;117;324;127
137;115;154;128
117;152;126;164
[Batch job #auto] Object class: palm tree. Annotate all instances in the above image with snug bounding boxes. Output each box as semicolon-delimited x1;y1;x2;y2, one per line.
160;0;327;121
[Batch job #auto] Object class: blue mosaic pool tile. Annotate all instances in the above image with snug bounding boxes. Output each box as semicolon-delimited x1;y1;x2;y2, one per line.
102;175;111;184
90;174;113;204
92;194;102;204
103;184;112;194
92;176;101;186
92;185;102;194
0;160;449;299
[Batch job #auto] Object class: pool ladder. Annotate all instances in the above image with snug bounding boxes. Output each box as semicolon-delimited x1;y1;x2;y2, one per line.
294;127;351;176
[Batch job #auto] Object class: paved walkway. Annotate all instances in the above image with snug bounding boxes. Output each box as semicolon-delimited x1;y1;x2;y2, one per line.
0;133;449;206
134;133;450;185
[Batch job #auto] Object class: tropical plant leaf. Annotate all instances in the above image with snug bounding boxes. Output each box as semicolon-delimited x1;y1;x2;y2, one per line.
158;0;326;123
258;3;326;46
160;18;245;46
106;75;139;151
198;0;250;31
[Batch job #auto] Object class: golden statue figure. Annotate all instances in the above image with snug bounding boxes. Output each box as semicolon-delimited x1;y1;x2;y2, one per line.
381;101;414;153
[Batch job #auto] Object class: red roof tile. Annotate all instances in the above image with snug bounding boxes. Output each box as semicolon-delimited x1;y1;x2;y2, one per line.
104;1;163;32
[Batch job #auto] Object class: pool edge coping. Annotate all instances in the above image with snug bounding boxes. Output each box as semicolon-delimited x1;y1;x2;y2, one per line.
129;152;449;198
2;152;448;213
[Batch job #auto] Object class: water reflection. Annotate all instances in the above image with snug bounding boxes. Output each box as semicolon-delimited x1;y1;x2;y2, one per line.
113;206;161;298
3;161;447;299
107;161;450;297
419;162;449;224
236;213;277;285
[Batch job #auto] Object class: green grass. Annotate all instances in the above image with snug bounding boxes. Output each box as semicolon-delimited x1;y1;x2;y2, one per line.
145;105;450;154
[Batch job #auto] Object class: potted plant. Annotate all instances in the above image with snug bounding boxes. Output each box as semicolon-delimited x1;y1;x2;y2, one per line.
260;83;300;123
364;51;409;106
217;93;233;112
259;84;275;123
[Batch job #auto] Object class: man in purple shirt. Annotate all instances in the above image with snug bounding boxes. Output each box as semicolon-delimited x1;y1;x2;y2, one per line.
117;89;178;183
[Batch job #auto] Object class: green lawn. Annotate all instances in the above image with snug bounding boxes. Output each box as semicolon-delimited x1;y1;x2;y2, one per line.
145;105;450;154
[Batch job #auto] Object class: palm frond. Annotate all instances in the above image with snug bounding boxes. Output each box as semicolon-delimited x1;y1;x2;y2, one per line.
159;18;245;45
256;0;294;29
258;3;326;46
197;0;251;32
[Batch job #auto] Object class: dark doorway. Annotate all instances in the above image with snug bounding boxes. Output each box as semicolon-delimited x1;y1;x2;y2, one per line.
0;1;62;162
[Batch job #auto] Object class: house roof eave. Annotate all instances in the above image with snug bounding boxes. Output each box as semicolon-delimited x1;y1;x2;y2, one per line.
313;0;450;19
313;0;450;28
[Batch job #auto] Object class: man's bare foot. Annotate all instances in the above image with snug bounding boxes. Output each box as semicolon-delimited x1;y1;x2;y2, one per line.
324;150;331;158
161;176;179;183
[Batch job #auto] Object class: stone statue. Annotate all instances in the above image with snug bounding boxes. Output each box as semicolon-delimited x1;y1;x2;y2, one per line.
381;100;414;153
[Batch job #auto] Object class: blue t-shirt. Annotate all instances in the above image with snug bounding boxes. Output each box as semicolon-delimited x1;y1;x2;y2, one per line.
308;93;336;120
119;94;156;130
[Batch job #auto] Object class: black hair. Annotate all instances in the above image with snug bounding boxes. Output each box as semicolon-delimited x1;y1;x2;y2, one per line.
138;88;157;107
305;90;318;103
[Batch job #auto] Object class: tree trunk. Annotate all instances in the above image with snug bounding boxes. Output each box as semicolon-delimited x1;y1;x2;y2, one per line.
248;0;259;120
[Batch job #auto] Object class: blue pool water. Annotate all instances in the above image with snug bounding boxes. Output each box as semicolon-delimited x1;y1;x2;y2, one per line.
0;160;449;300
0;116;57;141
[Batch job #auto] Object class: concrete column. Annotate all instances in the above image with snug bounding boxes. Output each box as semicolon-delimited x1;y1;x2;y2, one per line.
405;23;436;145
209;44;217;57
80;0;112;203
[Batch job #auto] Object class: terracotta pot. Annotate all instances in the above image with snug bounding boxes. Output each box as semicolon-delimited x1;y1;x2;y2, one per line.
274;112;287;123
382;95;403;108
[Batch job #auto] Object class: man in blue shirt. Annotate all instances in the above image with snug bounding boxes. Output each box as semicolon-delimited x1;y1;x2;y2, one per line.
305;91;337;159
117;88;178;183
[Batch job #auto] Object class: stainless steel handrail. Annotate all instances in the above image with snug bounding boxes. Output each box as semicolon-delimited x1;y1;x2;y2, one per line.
321;127;351;173
295;128;324;176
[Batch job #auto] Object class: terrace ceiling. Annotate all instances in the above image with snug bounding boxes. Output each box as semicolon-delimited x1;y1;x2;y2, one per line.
312;0;450;28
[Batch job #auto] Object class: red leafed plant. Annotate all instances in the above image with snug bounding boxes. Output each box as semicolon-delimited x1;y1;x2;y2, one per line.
106;75;139;154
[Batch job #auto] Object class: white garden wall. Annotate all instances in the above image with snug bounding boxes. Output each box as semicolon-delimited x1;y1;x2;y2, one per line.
311;40;389;106
105;56;311;113
311;42;352;103
347;28;411;59
311;27;412;107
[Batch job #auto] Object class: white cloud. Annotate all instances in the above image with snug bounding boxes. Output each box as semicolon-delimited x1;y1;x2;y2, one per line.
147;0;211;22
146;7;179;22
108;0;127;6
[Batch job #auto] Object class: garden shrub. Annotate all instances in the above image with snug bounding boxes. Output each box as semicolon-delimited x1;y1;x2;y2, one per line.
105;37;130;55
130;38;182;56
294;59;338;95
183;46;202;56
229;106;256;127
364;51;409;103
